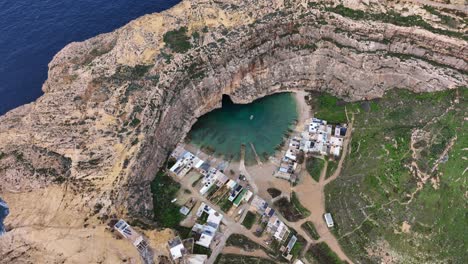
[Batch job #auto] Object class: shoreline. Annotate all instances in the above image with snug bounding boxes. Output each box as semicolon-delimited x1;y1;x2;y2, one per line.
293;90;312;133
189;91;311;161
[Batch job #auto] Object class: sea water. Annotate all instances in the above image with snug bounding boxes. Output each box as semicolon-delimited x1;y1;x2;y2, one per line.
0;0;180;115
188;93;298;165
0;198;9;236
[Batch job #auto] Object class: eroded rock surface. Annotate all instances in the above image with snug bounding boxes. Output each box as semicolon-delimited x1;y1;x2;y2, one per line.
0;0;466;262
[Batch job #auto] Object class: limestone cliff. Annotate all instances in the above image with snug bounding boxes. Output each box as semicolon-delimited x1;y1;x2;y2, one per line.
0;0;466;262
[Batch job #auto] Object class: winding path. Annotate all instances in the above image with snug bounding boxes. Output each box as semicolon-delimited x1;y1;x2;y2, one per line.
290;113;354;263
178;97;355;263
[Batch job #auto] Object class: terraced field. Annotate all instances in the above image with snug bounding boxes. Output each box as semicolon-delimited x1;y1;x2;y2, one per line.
316;88;467;263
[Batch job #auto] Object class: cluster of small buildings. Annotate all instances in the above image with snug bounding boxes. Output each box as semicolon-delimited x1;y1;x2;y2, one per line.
300;118;347;157
170;146;228;196
114;219;149;255
275;118;347;182
168;236;208;264
250;195;290;241
168;145;254;248
275;136;301;181
170;145;253;209
166;202;224;263
167;203;225;263
250;195;303;260
192;203;223;247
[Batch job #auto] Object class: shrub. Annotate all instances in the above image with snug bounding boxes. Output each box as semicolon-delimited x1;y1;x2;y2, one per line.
306;242;345;264
306;157;325;182
150;170;182;228
163;27;192;53
242;211;257;229
267;188;282;198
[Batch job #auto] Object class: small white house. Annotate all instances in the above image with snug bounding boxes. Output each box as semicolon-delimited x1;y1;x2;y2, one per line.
168;236;186;260
324;213;334;228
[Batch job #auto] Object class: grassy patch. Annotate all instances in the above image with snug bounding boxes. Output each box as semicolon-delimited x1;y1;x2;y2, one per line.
306;157;325;182
301;221;320;240
173;225;192;240
215;254;275;264
323;88;467;262
306;242;344;264
194;244;211;256
267;187;282;198
312;93;348;123
274;195;309;222
325;159;338;179
217;194;233;213
150;170;182;228
326;4;466;40
191;174;203;187
423;5;459;28
291;192;311;217
163;26;192;53
113;64;152;82
226;234;264;251
242;211;257;230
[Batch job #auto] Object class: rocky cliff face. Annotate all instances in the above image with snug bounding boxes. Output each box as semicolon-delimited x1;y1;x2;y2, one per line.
0;0;466;262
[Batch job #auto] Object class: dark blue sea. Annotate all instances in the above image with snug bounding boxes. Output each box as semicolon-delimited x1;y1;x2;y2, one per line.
0;198;8;236
0;0;180;115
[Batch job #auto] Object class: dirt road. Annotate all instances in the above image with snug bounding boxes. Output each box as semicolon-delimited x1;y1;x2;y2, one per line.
292;114;355;263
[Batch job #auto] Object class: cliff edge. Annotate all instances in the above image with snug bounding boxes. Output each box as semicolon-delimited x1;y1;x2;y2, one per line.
0;0;466;262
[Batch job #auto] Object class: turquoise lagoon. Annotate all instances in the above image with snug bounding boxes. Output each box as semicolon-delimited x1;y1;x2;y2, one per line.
188;93;298;164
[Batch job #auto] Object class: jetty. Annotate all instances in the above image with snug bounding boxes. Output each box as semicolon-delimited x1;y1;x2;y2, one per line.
249;142;263;165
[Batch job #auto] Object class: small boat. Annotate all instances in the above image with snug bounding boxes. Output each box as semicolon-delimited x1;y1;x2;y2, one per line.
250;115;254;120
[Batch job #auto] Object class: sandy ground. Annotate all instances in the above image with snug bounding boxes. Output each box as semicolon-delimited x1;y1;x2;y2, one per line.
293;115;355;263
0;186;174;264
245;91;311;200
244;96;355;263
293;90;312;131
247;162;291;201
179;91;355;263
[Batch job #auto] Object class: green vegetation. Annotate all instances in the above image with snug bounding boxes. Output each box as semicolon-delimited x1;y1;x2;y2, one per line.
274;195;309;222
217;195;233;212
322;88;467;262
306;157;325;182
112;64;153;82
215;254;276;264
226;234;264;251
150;169;182;228
198;211;209;224
291;192;311;217
191;174;203;187
160;51;173;63
301;221;320;240
423;5;459;28
326;4;466;40
163;26;192;53
206;184;219;198
267;187;282;198
194;244;212;256
325;159;338;179
308;93;359;123
242;211;257;230
129;117;141;127
290;240;305;258
173;225;192;240
306;242;344;264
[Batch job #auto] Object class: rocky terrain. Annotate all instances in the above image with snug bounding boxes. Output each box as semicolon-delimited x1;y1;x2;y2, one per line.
0;0;466;262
